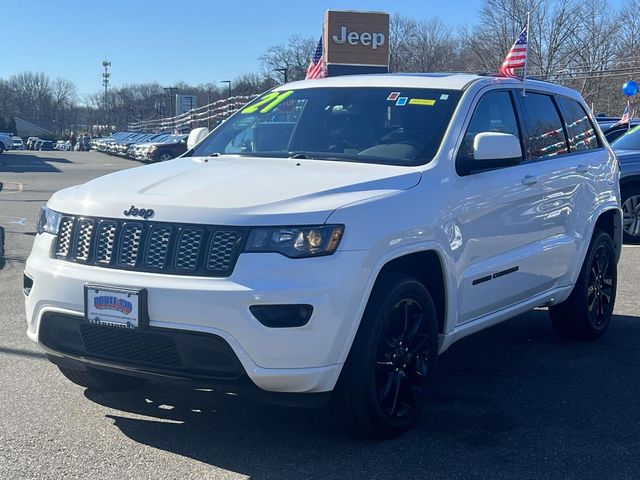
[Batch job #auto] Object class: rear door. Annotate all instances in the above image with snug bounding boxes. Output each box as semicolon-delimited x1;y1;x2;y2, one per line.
519;92;602;289
453;89;550;324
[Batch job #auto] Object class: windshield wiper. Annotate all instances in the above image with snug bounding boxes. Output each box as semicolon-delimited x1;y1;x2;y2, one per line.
288;152;312;159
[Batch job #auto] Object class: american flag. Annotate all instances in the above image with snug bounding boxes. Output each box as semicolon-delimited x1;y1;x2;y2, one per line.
499;24;528;79
614;101;634;127
306;36;327;80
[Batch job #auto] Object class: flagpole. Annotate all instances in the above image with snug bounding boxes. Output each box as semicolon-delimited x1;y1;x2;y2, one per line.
522;11;530;97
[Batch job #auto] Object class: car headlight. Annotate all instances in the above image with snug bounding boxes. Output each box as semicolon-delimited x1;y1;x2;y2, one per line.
244;225;344;258
36;206;63;235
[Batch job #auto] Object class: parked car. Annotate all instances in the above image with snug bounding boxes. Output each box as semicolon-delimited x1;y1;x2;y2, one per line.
12;136;25;150
26;137;40;150
0;132;13;153
33;139;44;151
26;74;621;438
145;134;188;162
610;125;640;243
39;140;54;151
595;116;640;143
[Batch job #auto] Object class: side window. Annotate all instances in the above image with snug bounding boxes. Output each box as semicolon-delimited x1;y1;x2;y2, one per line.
457;91;521;164
557;97;600;152
521;93;568;159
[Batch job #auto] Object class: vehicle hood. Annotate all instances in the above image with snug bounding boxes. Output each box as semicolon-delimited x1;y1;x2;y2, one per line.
48;156;422;225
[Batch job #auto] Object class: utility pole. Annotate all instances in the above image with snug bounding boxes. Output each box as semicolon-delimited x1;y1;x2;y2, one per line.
275;68;288;84
102;60;111;134
221;80;231;98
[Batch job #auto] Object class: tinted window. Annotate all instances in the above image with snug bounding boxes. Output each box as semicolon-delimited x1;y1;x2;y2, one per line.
457;90;521;163
191;87;462;166
557;97;599;151
522;93;567;159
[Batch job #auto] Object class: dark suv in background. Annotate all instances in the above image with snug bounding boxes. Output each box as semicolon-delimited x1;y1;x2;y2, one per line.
145;134;188;162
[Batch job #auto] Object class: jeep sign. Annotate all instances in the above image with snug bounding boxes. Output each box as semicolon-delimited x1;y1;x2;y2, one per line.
324;10;390;68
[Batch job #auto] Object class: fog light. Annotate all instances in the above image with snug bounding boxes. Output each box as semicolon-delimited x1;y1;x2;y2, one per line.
250;304;313;328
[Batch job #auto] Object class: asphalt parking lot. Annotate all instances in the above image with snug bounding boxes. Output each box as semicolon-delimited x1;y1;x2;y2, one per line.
1;150;640;479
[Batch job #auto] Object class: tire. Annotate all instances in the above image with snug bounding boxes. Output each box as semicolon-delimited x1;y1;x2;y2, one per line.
328;273;438;439
58;366;145;392
621;187;640;244
549;231;617;340
159;152;173;162
0;144;4;154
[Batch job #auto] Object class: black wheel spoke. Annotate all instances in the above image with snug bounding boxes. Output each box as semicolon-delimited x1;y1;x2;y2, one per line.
388;372;403;415
377;372;394;402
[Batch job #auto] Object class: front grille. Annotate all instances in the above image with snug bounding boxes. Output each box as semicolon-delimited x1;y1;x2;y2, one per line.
40;313;246;379
54;215;244;277
80;323;182;366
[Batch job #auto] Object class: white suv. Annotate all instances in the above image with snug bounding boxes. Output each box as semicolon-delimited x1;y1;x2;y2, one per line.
25;74;621;438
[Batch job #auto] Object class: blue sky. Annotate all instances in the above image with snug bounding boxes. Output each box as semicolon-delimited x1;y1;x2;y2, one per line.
2;0;625;97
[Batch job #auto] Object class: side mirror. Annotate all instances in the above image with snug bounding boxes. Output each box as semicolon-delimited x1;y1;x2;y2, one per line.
473;132;522;164
187;127;209;150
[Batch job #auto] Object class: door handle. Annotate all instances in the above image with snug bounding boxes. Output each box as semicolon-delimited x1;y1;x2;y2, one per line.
521;175;539;186
576;164;589;173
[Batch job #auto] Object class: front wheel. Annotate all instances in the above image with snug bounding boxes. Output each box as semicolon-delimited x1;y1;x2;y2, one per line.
328;274;438;438
549;231;617;340
58;366;146;391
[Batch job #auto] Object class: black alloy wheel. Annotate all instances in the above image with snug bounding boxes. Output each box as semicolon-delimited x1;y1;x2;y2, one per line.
586;242;615;329
376;298;431;418
329;273;438;438
549;230;617;340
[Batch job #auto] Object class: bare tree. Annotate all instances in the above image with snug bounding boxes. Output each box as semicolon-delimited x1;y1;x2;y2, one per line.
259;35;317;82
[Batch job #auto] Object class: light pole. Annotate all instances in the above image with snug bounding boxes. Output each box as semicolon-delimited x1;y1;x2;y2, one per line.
102;60;111;134
275;67;288;84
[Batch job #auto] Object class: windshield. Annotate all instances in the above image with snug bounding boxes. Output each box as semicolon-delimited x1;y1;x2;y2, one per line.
190;87;462;166
612;124;640;150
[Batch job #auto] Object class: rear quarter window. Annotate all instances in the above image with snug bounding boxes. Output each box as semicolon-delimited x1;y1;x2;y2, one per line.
556;97;600;152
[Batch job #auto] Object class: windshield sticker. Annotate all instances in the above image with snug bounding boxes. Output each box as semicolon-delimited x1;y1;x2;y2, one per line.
387;92;401;101
240;92;280;114
408;98;436;106
440;94;449;100
395;97;408;106
260;90;295;113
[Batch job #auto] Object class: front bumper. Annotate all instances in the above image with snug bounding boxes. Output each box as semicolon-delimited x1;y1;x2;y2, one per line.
25;233;370;394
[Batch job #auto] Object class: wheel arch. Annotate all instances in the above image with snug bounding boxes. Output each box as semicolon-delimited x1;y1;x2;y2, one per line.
592;206;622;262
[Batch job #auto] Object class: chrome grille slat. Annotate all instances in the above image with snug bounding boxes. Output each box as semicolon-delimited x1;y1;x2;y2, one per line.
175;229;203;270
118;224;143;266
96;221;117;264
145;226;172;268
52;215;242;277
74;219;94;261
56;217;74;257
207;231;240;271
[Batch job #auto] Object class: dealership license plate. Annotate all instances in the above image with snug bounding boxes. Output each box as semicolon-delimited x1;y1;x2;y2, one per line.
84;285;143;329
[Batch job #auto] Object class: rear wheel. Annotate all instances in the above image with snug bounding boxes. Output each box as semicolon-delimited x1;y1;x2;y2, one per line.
329;274;438;438
58;366;145;391
549;231;617;340
621;187;640;243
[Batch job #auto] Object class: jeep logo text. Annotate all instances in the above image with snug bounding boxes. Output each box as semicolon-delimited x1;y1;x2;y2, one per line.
123;205;155;219
332;25;385;49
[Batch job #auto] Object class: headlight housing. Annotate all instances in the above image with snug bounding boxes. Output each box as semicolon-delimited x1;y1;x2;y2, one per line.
36;206;62;235
245;225;344;258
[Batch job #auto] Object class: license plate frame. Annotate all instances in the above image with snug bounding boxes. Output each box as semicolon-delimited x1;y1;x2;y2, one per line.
84;284;149;329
